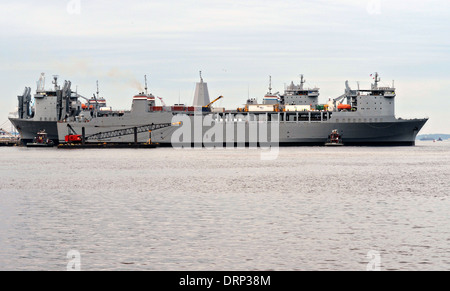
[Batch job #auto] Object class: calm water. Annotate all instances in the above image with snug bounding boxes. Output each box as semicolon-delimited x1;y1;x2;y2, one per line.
0;141;449;271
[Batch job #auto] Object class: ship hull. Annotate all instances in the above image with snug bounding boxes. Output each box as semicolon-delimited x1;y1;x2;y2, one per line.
152;116;428;147
17;112;428;147
278;118;427;146
9;118;58;144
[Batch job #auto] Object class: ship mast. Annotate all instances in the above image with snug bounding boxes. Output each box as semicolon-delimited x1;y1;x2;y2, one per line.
268;75;272;94
145;75;148;94
96;80;100;98
92;80;99;114
37;73;45;92
52;75;59;90
373;72;380;89
299;74;305;90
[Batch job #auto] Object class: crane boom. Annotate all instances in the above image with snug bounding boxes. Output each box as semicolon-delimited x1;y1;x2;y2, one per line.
157;96;166;106
204;95;223;108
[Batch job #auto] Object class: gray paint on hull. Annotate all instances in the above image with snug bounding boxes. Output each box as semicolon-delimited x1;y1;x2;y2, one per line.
9;118;58;143
57;111;174;144
152;117;428;146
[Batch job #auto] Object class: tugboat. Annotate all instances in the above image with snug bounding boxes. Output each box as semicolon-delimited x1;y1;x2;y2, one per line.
325;129;344;146
26;130;55;147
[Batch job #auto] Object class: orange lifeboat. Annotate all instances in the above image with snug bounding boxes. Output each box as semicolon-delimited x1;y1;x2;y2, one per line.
338;104;352;110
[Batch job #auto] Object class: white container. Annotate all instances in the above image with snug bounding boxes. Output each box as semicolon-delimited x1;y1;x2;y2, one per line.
99;107;112;112
247;104;276;112
285;105;311;112
211;107;225;112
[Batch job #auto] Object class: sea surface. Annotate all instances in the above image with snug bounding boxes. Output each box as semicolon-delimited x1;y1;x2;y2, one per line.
0;141;449;271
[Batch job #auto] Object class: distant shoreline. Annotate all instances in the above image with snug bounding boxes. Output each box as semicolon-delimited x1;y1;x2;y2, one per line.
417;134;450;140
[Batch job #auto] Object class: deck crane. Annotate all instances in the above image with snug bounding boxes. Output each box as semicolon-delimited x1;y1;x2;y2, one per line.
333;81;357;110
202;95;223;112
157;96;166;107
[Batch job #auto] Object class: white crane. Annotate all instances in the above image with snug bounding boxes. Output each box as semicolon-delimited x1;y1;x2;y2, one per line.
157;96;166;106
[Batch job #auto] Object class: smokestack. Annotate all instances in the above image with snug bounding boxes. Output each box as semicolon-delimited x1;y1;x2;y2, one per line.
192;71;210;107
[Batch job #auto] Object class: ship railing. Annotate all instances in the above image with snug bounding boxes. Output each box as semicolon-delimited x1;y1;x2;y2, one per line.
8;111;19;118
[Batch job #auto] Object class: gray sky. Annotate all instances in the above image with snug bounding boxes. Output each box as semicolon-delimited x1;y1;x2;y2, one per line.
1;0;449;133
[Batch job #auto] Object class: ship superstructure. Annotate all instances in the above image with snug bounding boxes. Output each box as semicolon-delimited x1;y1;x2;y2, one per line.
56;75;176;144
281;74;320;106
151;73;427;146
9;73;104;143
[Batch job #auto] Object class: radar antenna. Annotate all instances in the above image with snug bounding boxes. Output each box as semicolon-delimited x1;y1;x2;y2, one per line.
52;75;59;90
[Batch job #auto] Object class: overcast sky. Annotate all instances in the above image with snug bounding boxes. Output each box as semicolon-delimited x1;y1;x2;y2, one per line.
1;0;449;133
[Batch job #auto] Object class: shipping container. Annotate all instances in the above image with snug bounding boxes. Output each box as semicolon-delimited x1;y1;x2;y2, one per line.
285;105;311;112
211;107;225;112
247;104;277;112
172;106;186;111
151;106;163;111
99;107;112;112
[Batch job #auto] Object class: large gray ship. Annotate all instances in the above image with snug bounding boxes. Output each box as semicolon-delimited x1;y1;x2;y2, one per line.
55;72;427;146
